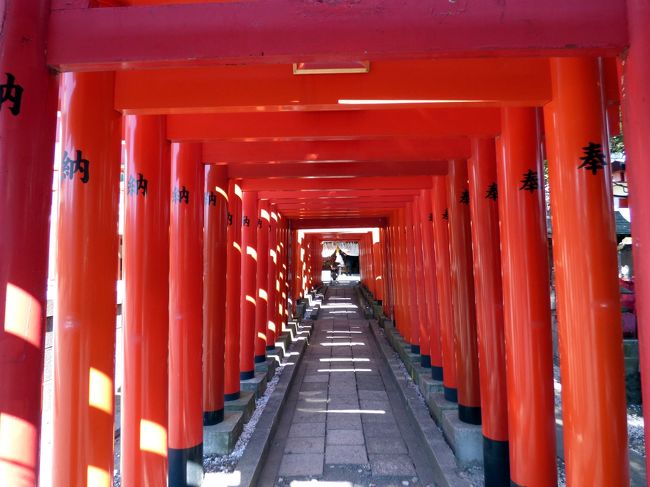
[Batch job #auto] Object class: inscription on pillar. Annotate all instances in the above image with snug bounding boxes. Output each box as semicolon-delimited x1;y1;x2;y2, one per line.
127;173;148;197
172;185;189;204
61;150;90;184
205;191;217;206
227;212;233;225
519;169;539;192
0;73;24;116
485;182;498;201
442;209;449;221
459;189;470;205
579;142;607;175
242;215;250;226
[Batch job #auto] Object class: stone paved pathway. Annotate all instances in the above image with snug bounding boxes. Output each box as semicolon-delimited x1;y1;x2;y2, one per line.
258;282;438;487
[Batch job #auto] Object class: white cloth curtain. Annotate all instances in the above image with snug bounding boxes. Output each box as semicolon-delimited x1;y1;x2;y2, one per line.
321;241;360;257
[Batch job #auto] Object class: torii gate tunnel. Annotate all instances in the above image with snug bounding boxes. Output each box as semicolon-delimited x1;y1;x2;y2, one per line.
1;1;650;486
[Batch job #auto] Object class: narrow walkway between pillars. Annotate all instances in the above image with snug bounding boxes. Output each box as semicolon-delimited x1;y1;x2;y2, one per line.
258;282;438;487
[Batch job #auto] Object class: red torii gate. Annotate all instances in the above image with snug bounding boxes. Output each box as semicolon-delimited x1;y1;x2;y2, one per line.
1;1;649;487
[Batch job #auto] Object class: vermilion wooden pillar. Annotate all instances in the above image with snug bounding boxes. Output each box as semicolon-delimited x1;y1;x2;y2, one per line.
420;189;443;380
255;199;270;362
203;164;228;425
467;138;509;485
412;197;430;366
122;115;170;487
0;2;57;485
387;223;399;320
405;204;421;352
240;191;258;380
447;160;481;424
168;143;204;486
545;58;628;486
431;178;457;400
395;211;408;341
497;107;556;487
372;229;385;304
622;1;650;474
53;72;121;487
224;180;242;401
267;207;279;351
379;227;390;314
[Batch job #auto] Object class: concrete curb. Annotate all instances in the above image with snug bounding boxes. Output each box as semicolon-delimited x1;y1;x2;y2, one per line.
236;321;314;487
368;318;471;487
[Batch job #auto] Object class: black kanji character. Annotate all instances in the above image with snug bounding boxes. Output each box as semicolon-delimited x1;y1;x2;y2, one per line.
227;212;233;225
257;218;263;228
127;173;148;196
242;215;250;227
0;73;24;116
519;169;539;192
172;185;189;204
61;150;90;184
579;142;607;175
205;191;217;206
459;189;469;205
485;182;498;201
428;213;433;222
442;209;449;221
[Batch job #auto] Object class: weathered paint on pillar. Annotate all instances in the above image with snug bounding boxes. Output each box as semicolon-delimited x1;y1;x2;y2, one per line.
53;72;121;487
240;191;258;379
122;115;170;486
0;2;58;485
168;142;204;486
497;107;557;487
255;199;271;362
224;180;243;401
431;177;457;401
203;164;228;425
622;1;650;475
420;189;443;380
545;58;628;486
467;138;509;485
447;160;481;424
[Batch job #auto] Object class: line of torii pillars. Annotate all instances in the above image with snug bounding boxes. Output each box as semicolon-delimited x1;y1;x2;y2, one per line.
3;3;650;487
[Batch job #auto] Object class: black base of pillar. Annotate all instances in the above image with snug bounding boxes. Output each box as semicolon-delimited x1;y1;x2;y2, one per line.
444;387;458;403
432;366;444;381
411;344;420;354
168;443;203;487
254;354;266;363
240;370;255;380
203;408;224;426
420;355;431;368
458;404;482;425
266;345;276;351
511;482;524;487
224;391;240;402
483;436;510;487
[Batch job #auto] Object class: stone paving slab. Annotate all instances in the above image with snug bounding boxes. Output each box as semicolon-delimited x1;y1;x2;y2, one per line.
284;436;325;454
288;421;326;438
325;445;369;465
278;453;324;477
326;413;363;430
366;436;409;454
327;429;365;445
